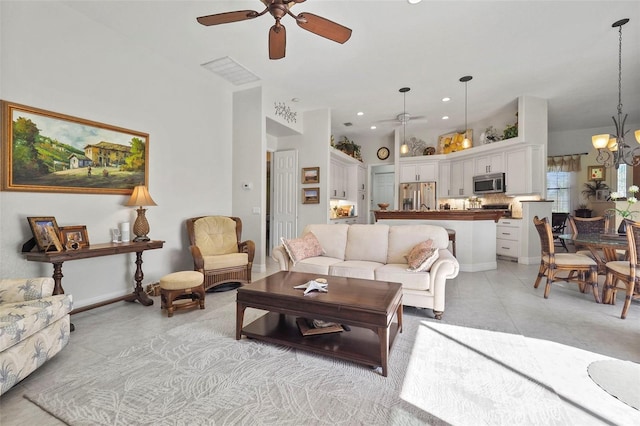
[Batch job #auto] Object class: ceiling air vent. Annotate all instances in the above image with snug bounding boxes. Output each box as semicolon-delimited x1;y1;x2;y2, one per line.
201;56;260;86
343;122;353;127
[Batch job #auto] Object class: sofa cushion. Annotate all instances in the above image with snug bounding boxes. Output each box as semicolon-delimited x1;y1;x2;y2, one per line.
388;225;448;264
344;224;389;263
328;260;382;280
281;232;325;265
375;264;431;291
291;256;343;275
0;294;73;352
0;277;54;303
303;224;349;260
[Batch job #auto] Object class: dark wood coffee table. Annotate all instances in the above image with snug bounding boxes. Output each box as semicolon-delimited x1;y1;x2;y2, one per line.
236;271;403;376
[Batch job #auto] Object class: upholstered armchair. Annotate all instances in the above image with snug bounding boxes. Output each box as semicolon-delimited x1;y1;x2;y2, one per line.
186;216;255;291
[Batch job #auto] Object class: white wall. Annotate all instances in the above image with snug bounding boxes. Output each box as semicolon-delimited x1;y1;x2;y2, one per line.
277;109;331;234
0;2;232;307
233;88;266;270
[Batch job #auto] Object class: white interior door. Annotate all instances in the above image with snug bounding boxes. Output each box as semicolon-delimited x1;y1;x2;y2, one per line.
271;150;297;253
372;168;395;220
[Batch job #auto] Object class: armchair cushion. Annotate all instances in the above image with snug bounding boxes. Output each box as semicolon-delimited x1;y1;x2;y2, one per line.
193;216;240;256
0;277;54;303
203;253;249;270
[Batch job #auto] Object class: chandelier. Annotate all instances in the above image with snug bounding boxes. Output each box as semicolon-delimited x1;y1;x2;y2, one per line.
592;18;640;169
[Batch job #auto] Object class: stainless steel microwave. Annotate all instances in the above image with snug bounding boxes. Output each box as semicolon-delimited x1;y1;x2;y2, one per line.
473;173;505;194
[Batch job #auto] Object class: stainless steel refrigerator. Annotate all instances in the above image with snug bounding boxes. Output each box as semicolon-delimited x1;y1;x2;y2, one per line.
399;182;437;211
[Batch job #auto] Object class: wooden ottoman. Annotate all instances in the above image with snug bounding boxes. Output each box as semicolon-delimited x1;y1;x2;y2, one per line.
160;271;205;317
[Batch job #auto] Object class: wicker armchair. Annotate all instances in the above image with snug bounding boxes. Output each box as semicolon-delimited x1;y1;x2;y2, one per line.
186;216;255;291
533;216;600;302
603;218;640;319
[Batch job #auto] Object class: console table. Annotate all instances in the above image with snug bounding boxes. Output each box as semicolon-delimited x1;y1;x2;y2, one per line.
24;240;164;314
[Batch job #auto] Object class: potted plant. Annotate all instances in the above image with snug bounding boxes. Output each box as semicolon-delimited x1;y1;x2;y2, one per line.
575;203;592;218
581;180;609;200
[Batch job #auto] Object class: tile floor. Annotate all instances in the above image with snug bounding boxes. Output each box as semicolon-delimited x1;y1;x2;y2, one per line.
0;258;638;425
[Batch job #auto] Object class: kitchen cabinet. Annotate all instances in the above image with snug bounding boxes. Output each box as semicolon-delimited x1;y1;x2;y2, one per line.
438;161;451;198
505;145;543;195
357;165;367;223
330;159;347;199
399;159;438;183
496;218;522;258
474;152;504;175
449;158;474;198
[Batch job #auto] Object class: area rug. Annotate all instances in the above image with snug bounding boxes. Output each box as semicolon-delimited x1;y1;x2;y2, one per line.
588;360;640;410
25;302;590;425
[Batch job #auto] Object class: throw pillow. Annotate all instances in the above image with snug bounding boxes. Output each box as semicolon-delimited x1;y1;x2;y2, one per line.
281;232;325;265
413;248;439;272
406;239;439;272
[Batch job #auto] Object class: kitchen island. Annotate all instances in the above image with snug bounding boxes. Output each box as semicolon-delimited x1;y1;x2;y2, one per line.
374;210;506;272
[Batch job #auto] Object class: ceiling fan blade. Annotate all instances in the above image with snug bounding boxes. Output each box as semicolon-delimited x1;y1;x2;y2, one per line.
269;24;286;60
197;10;259;26
296;12;352;44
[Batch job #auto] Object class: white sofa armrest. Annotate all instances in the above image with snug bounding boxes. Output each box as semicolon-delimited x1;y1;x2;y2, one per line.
272;245;291;271
0;277;55;303
429;249;460;315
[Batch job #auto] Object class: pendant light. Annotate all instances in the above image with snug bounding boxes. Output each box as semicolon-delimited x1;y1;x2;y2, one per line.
399;87;410;155
459;75;472;149
592;18;640;169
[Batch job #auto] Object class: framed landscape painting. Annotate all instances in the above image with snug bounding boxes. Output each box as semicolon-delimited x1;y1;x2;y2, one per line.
1;101;149;195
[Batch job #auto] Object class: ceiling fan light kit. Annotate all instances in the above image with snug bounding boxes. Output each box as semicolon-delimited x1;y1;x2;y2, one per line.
197;0;352;60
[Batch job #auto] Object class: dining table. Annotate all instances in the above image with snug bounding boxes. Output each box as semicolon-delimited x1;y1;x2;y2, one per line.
558;233;632;304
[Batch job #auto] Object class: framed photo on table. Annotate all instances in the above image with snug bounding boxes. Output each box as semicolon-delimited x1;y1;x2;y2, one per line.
27;216;63;252
59;225;90;250
588;165;606;181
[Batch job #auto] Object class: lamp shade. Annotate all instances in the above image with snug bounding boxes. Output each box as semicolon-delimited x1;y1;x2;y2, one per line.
592;134;610;149
636;129;640;144
125;185;157;207
400;143;409;154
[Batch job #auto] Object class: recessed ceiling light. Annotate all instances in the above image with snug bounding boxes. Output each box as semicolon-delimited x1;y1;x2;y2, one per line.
408;0;422;4
370;125;377;130
357;112;364;116
442;116;449;120
442;97;451;102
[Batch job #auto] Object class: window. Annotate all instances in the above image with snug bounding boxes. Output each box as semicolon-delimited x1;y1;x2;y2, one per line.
547;171;571;213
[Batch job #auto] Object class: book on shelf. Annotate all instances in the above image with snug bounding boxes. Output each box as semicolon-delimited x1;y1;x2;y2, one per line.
296;317;344;336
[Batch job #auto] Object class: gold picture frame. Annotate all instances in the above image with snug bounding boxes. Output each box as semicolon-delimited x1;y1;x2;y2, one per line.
302;187;320;204
27;216;63;252
588;165;606;181
2;101;149;195
302;167;320;184
59;225;90;249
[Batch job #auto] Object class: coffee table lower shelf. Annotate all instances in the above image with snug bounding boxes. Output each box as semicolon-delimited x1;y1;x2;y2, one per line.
241;312;400;373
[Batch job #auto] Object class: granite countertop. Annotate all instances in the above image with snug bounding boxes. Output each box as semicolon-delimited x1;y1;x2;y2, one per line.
374;210;505;222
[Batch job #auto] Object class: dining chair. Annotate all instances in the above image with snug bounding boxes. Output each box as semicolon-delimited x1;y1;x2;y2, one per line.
567;214;625;267
603;218;640;319
551;212;569;252
533;216;601;302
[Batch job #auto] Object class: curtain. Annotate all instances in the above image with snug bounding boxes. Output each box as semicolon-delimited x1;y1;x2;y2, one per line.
547;154;581;172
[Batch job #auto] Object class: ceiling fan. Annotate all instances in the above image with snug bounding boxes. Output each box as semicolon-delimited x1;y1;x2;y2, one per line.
196;0;352;60
377;88;427;125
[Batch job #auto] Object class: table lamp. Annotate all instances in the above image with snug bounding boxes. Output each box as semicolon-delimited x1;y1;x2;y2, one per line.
125;185;157;242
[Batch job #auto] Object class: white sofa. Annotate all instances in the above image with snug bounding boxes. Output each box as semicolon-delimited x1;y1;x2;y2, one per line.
0;277;73;396
272;224;460;319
